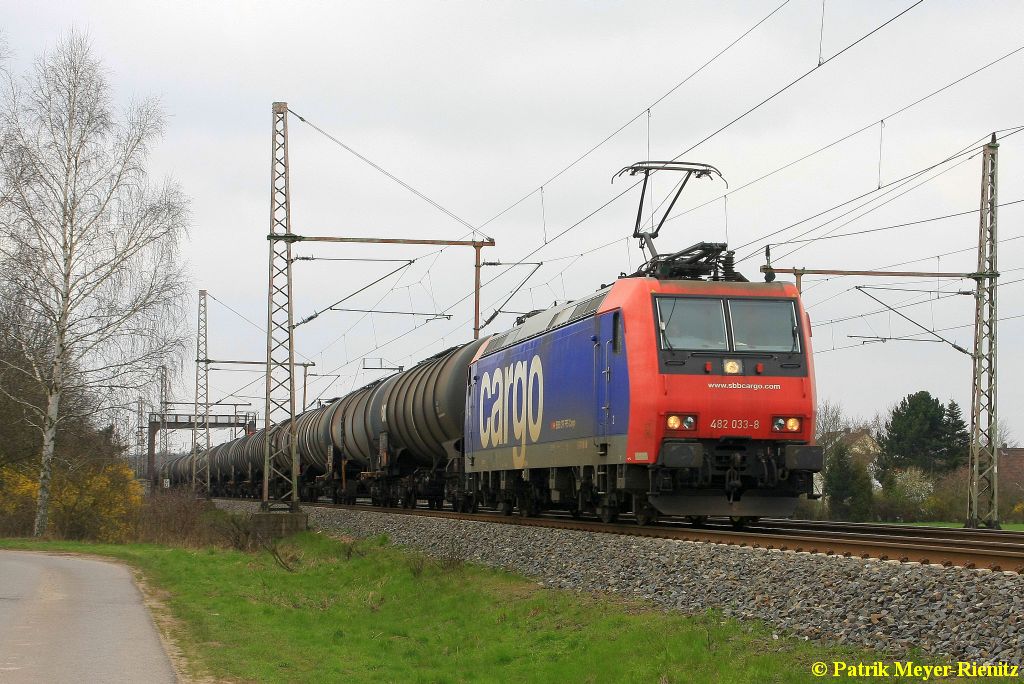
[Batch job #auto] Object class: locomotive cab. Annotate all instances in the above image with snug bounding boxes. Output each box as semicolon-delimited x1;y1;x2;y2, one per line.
619;278;823;519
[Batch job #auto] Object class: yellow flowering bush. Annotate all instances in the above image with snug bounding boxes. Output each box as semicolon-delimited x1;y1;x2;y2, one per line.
0;461;142;541
48;461;143;541
0;466;39;535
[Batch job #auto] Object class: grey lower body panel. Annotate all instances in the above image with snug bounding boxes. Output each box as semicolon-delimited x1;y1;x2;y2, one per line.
466;435;628;472
647;492;799;517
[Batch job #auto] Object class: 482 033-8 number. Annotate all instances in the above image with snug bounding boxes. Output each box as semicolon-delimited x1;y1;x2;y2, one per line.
709;418;760;430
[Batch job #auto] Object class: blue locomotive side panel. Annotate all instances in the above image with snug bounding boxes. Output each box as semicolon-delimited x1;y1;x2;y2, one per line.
465;310;629;471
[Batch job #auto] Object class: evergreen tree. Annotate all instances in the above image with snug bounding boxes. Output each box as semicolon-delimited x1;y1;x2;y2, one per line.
877;391;947;480
824;441;873;521
937;399;970;472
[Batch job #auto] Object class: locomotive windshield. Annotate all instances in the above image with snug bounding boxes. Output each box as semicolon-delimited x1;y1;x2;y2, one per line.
656;298;729;350
728;299;800;352
656;297;801;353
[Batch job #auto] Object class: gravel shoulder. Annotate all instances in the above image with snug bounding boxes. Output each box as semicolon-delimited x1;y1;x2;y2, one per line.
219;499;1024;665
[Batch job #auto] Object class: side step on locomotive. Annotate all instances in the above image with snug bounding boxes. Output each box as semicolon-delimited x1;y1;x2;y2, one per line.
165;161;823;526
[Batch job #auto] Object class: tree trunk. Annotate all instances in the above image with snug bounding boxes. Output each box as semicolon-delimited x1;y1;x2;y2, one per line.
32;385;62;537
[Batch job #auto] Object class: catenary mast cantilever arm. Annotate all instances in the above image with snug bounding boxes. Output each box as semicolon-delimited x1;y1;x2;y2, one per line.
480;262;544;330
855;287;972;355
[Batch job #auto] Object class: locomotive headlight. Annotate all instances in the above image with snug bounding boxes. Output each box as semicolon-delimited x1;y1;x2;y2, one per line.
723;359;743;374
772;417;802;432
666;414;697;431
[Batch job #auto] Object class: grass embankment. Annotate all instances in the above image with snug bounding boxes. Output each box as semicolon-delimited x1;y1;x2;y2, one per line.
0;534;991;683
903;521;1024;531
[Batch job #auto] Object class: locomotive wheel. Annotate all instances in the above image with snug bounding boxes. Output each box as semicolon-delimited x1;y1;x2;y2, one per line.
730;516;759;529
687;516;708;527
598;506;618;524
634;507;658;527
498;500;513;516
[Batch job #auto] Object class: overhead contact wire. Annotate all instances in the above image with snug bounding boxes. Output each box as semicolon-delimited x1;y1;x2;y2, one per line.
288;108;490;241
475;0;793;232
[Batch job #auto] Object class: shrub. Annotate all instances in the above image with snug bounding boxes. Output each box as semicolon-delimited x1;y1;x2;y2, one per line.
792;496;827;520
0;460;142;541
824;442;873;522
923;468;968;522
48;461;143;542
136;489;216;546
876;467;934;522
0;466;39;536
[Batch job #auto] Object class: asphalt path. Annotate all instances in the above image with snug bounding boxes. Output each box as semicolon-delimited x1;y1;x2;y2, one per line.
0;550;177;683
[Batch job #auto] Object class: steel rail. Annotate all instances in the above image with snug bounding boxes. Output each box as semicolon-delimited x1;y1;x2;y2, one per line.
755;518;1024;543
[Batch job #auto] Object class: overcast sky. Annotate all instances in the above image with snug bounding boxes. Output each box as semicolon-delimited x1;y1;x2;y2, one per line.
5;0;1024;449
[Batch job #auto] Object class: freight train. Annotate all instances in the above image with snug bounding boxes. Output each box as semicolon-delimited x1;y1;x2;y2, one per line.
164;163;823;525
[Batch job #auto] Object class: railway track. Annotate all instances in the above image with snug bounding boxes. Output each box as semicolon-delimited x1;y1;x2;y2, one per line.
755;518;1024;543
221;498;1024;573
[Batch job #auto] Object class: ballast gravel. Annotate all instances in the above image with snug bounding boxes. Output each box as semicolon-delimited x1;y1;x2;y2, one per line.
218;500;1023;665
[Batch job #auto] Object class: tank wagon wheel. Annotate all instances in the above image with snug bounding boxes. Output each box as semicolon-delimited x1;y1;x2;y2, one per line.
730;516;759;529
598;506;619;524
687;516;708;527
498;500;513;516
515;495;539;518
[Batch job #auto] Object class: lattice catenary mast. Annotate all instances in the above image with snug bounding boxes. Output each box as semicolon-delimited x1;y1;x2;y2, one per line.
967;135;999;529
263;103;301;511
190;289;211;493
135;397;145;479
159;365;169;462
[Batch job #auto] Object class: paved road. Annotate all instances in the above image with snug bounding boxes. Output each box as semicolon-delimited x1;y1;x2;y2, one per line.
0;550;177;683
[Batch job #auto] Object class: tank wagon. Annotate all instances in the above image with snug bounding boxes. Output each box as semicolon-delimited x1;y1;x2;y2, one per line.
170;240;823;525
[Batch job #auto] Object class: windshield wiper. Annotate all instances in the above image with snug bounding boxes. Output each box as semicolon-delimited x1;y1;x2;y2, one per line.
659;302;677;350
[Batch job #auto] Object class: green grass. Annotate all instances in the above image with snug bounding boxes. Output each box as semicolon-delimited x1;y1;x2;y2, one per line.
891;521;1024;531
0;533;1010;683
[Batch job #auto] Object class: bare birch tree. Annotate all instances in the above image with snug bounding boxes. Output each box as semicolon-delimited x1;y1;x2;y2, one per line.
0;32;189;536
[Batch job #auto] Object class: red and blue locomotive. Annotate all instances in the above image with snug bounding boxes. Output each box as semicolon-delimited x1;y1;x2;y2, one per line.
463;243;822;524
